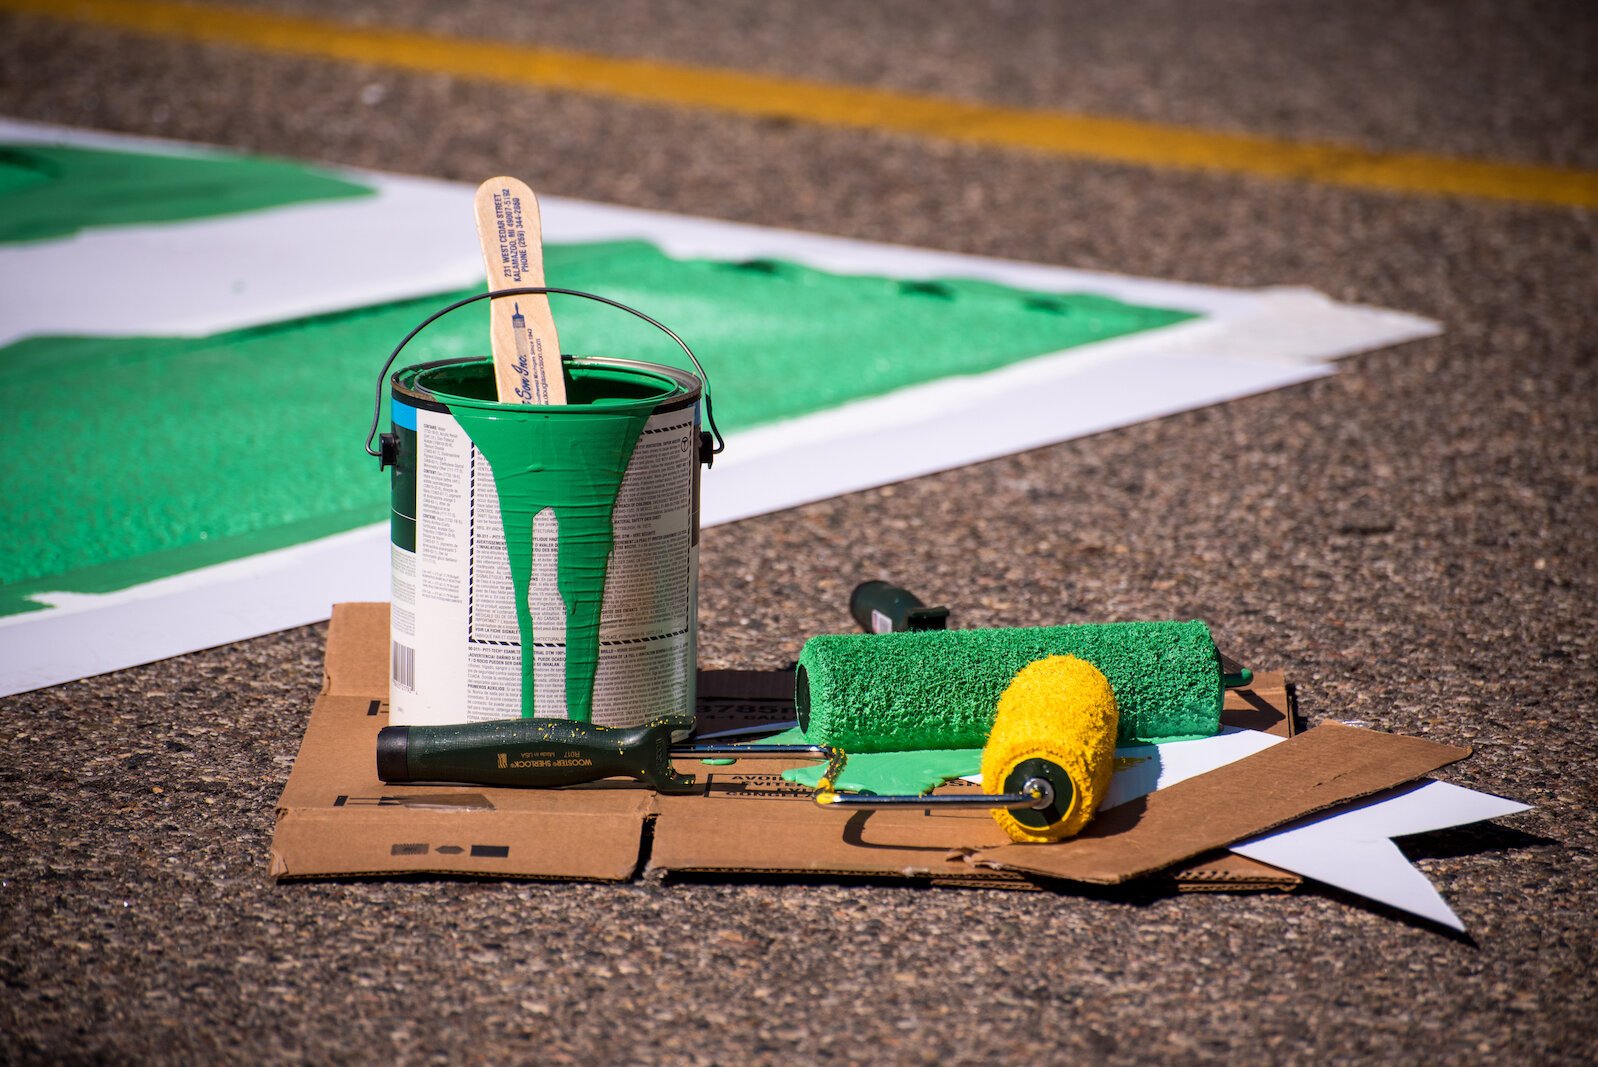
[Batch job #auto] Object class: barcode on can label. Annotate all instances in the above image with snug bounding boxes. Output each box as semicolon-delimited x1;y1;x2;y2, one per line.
391;641;416;693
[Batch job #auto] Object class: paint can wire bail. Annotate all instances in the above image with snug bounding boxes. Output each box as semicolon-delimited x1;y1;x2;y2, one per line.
363;286;725;468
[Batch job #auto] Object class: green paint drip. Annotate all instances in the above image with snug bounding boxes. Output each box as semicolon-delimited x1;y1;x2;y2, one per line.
0;142;373;243
435;364;663;720
782;749;982;795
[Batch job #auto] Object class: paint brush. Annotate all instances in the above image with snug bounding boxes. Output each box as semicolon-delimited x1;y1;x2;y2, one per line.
473;176;567;405
377;719;833;795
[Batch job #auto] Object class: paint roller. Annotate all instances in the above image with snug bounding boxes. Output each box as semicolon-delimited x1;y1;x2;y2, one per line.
796;616;1251;750
815;655;1120;843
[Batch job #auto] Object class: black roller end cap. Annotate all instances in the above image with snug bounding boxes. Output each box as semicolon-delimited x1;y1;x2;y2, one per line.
376;726;410;783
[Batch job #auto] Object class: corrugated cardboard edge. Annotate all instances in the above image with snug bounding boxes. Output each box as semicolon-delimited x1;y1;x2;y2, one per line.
971;723;1470;885
1166;852;1301;893
322;602;391;699
645;802;1004;883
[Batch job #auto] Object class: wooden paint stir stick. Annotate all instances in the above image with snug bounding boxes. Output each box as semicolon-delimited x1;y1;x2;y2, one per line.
473;176;567;405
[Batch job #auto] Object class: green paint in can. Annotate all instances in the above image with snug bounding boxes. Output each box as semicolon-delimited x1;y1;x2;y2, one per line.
378;291;715;737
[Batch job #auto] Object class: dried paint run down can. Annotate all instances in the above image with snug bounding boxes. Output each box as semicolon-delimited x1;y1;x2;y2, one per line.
387;356;702;735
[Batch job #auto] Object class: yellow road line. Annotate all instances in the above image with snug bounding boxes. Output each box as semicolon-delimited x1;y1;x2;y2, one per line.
9;0;1598;209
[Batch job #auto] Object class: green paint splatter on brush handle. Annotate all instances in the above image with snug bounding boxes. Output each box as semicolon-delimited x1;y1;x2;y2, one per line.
444;371;653;721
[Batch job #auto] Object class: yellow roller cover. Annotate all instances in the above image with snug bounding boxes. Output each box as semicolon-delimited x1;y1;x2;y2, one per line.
981;655;1120;843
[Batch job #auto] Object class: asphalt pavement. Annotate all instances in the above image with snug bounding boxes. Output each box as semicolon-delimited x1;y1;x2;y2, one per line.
1;1;1595;1062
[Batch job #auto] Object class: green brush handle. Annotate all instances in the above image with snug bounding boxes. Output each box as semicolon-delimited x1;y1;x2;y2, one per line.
376;719;698;794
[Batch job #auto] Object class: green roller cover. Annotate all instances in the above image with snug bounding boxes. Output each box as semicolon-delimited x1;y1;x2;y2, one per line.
795;620;1224;751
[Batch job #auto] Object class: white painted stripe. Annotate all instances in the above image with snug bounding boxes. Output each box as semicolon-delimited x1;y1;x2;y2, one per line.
704;290;1433;523
0;121;485;345
538;194;1267;320
0;115;252;157
0;524;389;696
707;341;1330;525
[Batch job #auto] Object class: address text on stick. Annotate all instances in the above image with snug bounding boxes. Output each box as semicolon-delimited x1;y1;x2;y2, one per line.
492;188;531;283
493;187;552;404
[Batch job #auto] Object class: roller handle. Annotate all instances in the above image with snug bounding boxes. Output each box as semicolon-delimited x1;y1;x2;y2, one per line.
377;719;699;794
849;580;949;634
364;286;725;466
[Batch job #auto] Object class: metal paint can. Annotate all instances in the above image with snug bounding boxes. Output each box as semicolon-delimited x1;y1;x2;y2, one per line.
367;288;720;737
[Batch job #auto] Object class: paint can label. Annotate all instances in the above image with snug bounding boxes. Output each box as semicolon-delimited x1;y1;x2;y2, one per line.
389;398;697;728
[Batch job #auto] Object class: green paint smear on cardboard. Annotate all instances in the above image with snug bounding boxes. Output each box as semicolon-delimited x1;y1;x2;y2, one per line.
1;242;1195;615
784;748;983;795
0;142;373;243
434;364;660;719
741;727;982;795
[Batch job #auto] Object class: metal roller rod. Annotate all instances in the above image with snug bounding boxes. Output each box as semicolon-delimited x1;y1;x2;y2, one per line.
815;776;1056;813
675;743;834;759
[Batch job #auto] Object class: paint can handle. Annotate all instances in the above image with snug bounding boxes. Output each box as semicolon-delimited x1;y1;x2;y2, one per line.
363;286;725;464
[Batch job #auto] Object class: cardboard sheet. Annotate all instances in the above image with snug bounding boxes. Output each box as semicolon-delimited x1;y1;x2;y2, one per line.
269;604;1464;894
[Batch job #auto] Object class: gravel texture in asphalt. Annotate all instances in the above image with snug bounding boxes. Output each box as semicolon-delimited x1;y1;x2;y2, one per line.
1;2;1595;1062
